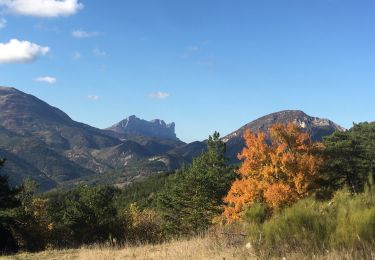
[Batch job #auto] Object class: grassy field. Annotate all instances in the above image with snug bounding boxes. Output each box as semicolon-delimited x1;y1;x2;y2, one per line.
1;237;251;260
1;236;374;260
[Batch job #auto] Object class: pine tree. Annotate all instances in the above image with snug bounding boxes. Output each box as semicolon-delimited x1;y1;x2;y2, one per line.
321;122;375;194
158;132;235;236
0;159;21;253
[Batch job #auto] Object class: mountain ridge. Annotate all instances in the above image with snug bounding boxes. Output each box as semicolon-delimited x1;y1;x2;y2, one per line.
223;110;345;162
0;87;345;191
0;87;184;191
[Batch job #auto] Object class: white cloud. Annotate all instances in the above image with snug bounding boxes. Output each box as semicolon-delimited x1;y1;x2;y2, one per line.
87;95;99;101
149;91;170;100
72;30;99;38
0;0;83;17
35;76;57;84
0;39;50;64
0;18;6;29
93;48;106;57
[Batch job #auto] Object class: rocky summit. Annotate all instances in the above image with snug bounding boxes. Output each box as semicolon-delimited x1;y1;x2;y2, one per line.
106;115;178;140
223;110;345;162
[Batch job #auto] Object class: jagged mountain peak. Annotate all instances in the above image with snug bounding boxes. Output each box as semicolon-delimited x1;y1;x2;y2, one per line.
107;115;178;140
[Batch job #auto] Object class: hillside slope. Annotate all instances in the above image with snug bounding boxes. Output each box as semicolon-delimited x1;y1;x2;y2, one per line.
0;88;345;191
0;87;185;191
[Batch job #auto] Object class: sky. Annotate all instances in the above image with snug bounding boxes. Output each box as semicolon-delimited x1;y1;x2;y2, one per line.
0;0;374;143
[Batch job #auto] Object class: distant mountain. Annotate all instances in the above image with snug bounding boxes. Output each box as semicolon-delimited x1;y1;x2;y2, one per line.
0;87;346;192
106;115;178;140
223;110;345;162
0;87;185;191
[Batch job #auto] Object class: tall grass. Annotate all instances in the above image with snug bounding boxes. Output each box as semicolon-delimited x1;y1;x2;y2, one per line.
4;234;374;260
331;189;375;248
1;236;252;260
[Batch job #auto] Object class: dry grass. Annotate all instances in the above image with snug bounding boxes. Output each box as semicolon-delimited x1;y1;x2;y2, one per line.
0;236;253;260
1;236;374;260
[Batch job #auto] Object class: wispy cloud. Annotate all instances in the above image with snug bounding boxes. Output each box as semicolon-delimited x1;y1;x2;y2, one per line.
34;23;60;33
0;39;50;64
72;51;81;59
182;45;200;59
186;46;200;52
0;18;6;29
0;0;83;17
72;29;99;38
149;91;170;100
34;76;57;85
87;95;99;101
93;48;106;57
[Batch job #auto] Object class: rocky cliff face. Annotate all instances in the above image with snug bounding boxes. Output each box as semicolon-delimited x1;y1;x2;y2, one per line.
223;110;345;162
106;115;178;140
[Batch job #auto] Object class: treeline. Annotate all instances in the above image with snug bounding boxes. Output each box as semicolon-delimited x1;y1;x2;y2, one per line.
0;172;166;252
0;123;374;256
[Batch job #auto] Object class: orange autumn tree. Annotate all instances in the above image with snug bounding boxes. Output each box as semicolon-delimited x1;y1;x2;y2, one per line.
223;123;324;222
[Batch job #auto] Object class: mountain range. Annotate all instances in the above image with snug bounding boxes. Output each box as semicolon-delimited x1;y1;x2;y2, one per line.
0;86;344;191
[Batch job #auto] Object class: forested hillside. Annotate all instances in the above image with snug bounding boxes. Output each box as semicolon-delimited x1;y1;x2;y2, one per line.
1;123;374;258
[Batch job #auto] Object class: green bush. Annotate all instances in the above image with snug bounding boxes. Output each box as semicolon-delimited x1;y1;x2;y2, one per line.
45;185;123;247
245;203;269;225
261;199;333;252
331;189;375;248
121;204;164;245
246;188;375;256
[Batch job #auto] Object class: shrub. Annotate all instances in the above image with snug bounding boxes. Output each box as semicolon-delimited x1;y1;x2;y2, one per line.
245;188;375;256
121;203;164;245
330;189;375;248
261;198;333;253
244;203;270;225
46;185;123;247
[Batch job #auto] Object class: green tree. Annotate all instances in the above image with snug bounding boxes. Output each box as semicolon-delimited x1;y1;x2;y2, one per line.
158;132;235;236
46;185;123;247
321;122;375;194
0;159;21;253
10;179;50;252
1;162;48;252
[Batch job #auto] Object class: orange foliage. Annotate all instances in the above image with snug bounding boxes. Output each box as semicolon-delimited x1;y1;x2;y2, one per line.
223;123;324;222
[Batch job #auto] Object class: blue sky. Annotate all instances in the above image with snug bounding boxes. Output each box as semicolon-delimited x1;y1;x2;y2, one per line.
0;0;374;142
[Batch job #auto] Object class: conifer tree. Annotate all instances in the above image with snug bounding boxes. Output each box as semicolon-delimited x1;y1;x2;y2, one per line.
0;159;20;253
321;122;375;193
158;132;235;236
